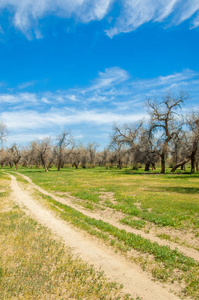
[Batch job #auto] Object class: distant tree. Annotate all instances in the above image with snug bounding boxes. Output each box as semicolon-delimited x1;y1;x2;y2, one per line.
0;148;7;167
9;144;21;170
54;131;71;171
110;122;143;169
171;112;199;173
69;145;81;169
134;129;159;171
87;142;98;168
79;145;89;169
37;138;53;172
147;91;188;173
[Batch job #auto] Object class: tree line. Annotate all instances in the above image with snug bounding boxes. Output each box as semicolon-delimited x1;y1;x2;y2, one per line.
0;92;199;173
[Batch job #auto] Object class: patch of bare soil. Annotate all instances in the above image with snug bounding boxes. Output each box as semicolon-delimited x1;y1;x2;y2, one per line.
153;226;199;250
99;191;118;205
17;173;199;261
16;172;199;263
8;173;183;300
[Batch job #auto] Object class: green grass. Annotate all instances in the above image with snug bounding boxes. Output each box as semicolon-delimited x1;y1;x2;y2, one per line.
0;172;132;300
12;165;199;231
3;166;199;299
31;189;199;299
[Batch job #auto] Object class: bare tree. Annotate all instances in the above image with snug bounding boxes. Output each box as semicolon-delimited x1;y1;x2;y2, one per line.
147;91;188;173
37;138;53;172
109;139;126;169
109;122;143;169
87;142;98;168
134;129;159;171
9;144;21;170
79;145;89;169
171;112;199;173
54;131;71;171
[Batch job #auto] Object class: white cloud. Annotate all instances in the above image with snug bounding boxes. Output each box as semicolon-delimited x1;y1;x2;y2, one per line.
0;0;112;37
18;81;36;90
1;109;146;135
0;92;38;104
1;68;199;146
0;0;198;37
106;0;199;38
131;69;198;90
175;0;199;25
81;67;129;93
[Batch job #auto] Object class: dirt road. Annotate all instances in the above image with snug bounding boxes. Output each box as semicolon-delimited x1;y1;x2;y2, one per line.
9;173;182;300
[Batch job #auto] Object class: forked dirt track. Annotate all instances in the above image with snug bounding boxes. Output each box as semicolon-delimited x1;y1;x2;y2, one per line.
15;172;199;262
8;173;187;300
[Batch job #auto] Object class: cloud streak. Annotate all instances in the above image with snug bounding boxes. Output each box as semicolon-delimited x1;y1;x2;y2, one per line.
0;0;199;38
1;67;198;146
106;0;199;37
0;0;112;38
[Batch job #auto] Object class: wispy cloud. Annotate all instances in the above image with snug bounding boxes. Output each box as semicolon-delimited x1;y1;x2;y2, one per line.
106;0;199;38
0;0;198;38
1;109;146;131
81;67;129;93
1;68;198;108
18;81;36;90
1;67;198;146
0;0;112;38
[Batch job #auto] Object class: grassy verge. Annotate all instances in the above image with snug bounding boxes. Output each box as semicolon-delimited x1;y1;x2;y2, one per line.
3;167;199;299
13;166;199;232
0;172;132;300
33;189;199;299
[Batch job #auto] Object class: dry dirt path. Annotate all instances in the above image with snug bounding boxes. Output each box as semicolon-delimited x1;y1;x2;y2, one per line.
16;172;199;262
7;172;183;300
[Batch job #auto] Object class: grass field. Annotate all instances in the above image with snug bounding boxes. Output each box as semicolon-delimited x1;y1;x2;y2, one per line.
0;172;131;300
1;166;199;299
16;166;199;232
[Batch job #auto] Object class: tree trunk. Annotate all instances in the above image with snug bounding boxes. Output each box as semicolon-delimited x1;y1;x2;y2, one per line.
74;162;79;169
118;158;122;169
190;154;195;174
171;158;190;172
145;162;150;171
151;162;156;170
160;153;165;174
196;162;199;172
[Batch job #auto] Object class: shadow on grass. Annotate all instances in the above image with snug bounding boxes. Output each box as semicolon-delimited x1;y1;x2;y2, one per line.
147;186;199;194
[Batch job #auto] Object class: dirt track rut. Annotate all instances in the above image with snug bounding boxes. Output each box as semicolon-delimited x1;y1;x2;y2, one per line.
8;173;183;300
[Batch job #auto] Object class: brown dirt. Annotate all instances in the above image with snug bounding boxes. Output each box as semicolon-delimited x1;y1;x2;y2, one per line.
16;172;199;262
7;172;197;300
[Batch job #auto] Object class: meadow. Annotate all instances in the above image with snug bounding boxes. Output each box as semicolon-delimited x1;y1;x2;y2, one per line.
1;166;199;299
0;171;131;300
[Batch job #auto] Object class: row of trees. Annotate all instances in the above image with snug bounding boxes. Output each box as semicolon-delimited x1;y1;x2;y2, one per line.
0;92;199;173
111;92;199;173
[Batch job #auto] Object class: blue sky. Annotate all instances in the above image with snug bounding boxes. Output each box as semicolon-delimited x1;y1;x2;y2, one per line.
0;0;199;149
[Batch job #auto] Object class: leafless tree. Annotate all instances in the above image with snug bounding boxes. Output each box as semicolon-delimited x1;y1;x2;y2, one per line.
87;142;98;168
37;138;53;172
109;122;143;169
54;131;71;171
9;144;21;170
147;91;188;173
171;112;199;173
69;145;81;169
134;129;159;171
